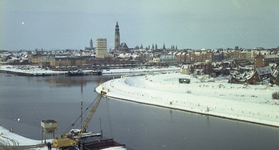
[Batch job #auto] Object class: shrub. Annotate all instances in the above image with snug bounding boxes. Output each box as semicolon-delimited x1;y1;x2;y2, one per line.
272;91;279;100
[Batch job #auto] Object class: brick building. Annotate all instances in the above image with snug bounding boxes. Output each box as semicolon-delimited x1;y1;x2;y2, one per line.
254;54;279;68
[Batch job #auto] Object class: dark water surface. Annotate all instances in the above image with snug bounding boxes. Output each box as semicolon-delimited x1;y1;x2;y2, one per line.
0;73;279;150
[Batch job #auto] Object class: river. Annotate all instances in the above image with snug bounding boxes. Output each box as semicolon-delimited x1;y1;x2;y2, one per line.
0;73;278;150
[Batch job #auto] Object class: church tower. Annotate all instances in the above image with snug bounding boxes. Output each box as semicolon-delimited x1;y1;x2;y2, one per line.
90;39;93;49
114;21;120;51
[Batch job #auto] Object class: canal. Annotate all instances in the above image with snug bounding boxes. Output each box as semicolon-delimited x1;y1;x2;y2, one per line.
0;73;278;150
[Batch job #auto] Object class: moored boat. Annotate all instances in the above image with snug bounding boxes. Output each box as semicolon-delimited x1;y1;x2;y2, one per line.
67;69;84;76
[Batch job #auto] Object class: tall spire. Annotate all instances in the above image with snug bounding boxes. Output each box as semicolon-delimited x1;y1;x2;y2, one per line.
114;21;120;51
90;39;93;49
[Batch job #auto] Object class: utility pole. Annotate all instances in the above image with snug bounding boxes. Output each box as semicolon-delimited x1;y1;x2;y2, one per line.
81;80;83;129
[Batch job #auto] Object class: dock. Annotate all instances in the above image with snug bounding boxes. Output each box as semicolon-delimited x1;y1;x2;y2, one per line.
0;65;102;76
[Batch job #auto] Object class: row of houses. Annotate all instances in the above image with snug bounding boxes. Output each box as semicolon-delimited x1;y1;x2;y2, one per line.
180;61;236;76
179;55;279;86
2;47;279;74
175;49;265;64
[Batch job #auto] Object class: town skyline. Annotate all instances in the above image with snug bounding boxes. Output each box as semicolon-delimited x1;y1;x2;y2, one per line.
1;0;279;51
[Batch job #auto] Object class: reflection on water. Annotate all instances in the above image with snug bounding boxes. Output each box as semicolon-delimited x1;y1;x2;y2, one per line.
29;75;121;88
46;77;90;87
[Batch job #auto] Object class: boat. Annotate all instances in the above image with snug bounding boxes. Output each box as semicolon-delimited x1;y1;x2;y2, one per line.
67;69;84;76
69;129;126;149
91;70;102;75
70;129;101;139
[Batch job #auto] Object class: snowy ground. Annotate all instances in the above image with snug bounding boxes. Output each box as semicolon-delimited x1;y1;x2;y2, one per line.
0;65;67;75
102;67;179;74
0;126;50;149
96;73;279;127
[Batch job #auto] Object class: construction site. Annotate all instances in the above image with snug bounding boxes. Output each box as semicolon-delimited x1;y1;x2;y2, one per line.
0;91;127;150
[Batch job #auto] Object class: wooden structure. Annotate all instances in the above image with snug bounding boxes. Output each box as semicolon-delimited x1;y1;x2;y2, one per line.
41;120;58;144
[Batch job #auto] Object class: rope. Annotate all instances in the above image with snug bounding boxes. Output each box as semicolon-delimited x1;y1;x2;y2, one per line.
63;95;99;134
106;96;113;138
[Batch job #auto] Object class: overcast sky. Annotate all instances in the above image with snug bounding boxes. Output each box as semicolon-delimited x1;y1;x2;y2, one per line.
1;0;279;51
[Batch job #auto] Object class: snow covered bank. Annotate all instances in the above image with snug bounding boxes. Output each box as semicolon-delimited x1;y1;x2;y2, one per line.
0;65;180;76
96;73;279;127
0;65;67;76
102;67;180;74
0;126;50;149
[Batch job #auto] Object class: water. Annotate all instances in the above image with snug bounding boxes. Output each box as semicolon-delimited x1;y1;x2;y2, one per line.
0;73;279;150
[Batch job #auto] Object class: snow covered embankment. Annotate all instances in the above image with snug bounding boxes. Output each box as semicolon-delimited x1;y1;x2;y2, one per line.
0;65;67;76
102;67;180;74
96;73;279;127
0;126;49;149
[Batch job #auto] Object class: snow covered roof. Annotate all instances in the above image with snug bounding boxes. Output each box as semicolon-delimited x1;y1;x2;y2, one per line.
118;53;132;58
55;56;68;58
255;66;272;76
263;55;279;59
11;57;20;60
131;54;139;58
159;54;176;59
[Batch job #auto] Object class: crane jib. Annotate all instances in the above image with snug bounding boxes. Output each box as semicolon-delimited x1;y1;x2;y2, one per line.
77;91;107;141
52;91;107;149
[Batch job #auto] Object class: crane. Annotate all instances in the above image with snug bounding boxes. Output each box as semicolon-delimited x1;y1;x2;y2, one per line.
53;91;107;149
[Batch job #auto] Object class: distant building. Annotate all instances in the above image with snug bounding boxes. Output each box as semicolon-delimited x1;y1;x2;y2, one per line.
119;43;129;52
96;38;107;58
84;39;94;51
180;65;190;75
270;69;279;85
254;54;279;68
114;21;120;51
154;54;177;66
213;53;221;62
246;66;272;84
176;51;212;63
85;57;139;69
